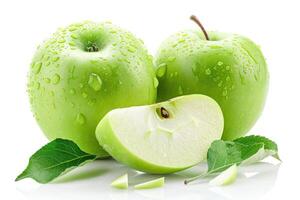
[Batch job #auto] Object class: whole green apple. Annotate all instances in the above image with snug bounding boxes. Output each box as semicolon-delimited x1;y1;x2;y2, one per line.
155;16;269;140
27;21;157;156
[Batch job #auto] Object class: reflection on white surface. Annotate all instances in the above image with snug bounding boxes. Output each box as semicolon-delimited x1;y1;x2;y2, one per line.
15;159;280;200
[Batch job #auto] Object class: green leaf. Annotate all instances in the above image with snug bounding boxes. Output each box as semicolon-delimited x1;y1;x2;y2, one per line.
15;139;97;183
184;135;280;184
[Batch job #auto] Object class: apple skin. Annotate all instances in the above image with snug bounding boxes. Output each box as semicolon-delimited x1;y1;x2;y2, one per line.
155;31;269;140
27;21;157;156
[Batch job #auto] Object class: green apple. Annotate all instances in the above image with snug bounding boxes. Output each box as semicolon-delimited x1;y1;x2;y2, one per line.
96;94;224;174
155;16;269;140
134;177;165;189
209;164;238;186
111;173;128;189
27;21;157;156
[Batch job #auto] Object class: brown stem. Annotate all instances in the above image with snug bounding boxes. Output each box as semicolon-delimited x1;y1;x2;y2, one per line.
190;15;209;40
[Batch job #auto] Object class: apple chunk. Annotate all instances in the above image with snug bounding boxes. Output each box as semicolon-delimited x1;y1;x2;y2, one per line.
96;94;224;174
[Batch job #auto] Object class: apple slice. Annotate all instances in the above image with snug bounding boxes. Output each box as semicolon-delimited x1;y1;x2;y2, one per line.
134;177;165;189
111;174;128;189
96;94;224;174
209;164;238;186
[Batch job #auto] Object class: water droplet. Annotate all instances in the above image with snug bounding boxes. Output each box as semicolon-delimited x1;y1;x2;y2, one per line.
226;76;231;81
34;82;40;90
82;92;88;98
76;113;86;125
70;88;75;94
153;77;159;88
226;65;230;70
52;74;60;84
69;27;77;31
127;46;136;53
254;73;259;81
69;41;76;46
52;57;60;62
71;34;78;39
167;56;176;62
88;73;102;91
58;39;65;43
33;62;42;74
222;90;228;96
156;63;167;78
205;68;211;75
239;72;246;85
218;81;223;87
217;61;223;66
178;86;183;95
210;45;222;49
44;77;51;83
178;38;185;43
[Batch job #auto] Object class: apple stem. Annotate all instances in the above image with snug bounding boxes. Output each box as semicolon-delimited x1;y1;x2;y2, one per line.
190;15;209;40
184;173;207;185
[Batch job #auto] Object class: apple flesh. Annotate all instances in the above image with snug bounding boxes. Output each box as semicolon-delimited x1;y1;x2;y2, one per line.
27;21;157;156
111;174;128;189
209;164;238;186
155;29;269;140
134;177;165;189
96;94;224;174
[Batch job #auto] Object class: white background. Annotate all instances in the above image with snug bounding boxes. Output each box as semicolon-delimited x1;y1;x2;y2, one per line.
0;0;299;199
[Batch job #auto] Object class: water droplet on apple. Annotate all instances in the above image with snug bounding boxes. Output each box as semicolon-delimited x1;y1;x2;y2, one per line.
70;88;76;94
205;68;211;75
218;81;223;87
35;82;40;90
226;66;230;70
153;77;159;88
33;62;42;74
217;61;223;66
82;92;88;98
178;38;185;43
239;72;246;85
44;77;51;83
52;57;60;62
254;73;259;81
156;63;167;78
167;56;176;62
58;39;65;43
222;90;228;97
178;86;183;95
52;74;60;84
127;46;136;53
71;34;78;39
88;73;102;91
76;113;86;125
226;76;231;81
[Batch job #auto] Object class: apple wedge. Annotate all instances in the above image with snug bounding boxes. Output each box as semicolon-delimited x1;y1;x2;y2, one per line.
96;94;224;174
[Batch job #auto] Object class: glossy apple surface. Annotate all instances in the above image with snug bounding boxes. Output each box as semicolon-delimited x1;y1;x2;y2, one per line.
155;30;269;140
96;94;223;173
28;21;157;156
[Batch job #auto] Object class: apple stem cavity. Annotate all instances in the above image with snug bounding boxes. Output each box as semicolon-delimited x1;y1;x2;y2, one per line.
190;15;209;40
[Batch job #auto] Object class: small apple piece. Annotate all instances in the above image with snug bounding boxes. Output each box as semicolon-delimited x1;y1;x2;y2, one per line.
111;174;128;189
134;177;165;189
209;164;238;186
27;21;156;156
96;94;224;174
